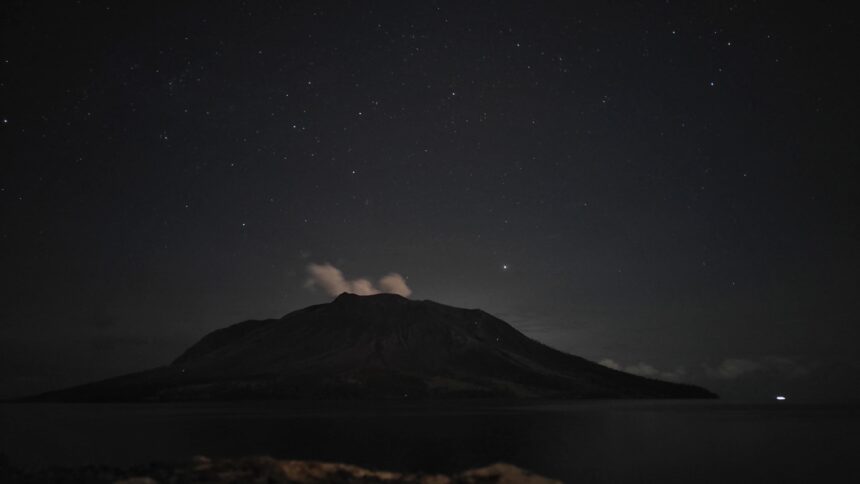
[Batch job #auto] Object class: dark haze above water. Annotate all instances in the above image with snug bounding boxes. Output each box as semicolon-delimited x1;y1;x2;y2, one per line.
1;400;857;483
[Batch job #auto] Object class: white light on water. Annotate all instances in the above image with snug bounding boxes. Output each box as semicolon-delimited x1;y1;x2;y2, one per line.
775;396;786;401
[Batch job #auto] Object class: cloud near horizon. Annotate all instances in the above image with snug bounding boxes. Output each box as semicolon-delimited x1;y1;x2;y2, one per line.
600;356;812;384
599;358;687;382
304;263;412;298
704;357;809;380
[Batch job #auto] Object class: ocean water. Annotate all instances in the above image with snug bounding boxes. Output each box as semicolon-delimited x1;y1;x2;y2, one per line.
1;400;857;483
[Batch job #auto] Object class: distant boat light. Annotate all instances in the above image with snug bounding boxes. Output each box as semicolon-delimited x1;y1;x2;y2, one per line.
775;395;786;401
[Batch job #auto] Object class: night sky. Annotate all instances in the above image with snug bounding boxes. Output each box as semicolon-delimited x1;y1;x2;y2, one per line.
2;2;858;401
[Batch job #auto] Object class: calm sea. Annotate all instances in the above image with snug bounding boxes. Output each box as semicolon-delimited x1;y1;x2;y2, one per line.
1;400;857;483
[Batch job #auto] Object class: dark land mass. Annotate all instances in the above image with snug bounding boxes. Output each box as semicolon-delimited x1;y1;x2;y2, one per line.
23;293;715;401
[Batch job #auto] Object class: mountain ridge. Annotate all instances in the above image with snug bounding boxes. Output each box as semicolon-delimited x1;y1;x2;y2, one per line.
24;293;716;401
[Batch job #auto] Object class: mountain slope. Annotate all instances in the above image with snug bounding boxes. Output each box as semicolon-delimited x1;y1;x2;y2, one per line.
27;293;716;401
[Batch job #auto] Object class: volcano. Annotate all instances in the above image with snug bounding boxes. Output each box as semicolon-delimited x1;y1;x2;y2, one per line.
27;293;716;401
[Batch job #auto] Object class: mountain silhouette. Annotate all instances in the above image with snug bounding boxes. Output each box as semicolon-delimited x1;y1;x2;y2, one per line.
26;293;716;401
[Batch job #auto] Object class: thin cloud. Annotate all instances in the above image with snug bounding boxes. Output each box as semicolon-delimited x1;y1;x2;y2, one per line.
704;358;763;380
704;357;809;380
305;263;412;297
599;358;687;382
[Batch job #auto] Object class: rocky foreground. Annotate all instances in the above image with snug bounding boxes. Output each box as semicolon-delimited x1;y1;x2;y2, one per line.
0;455;559;484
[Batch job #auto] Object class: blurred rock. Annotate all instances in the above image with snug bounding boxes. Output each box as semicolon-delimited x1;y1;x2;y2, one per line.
1;456;560;483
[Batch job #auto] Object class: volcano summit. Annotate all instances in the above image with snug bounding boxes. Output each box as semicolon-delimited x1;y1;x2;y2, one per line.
28;293;715;401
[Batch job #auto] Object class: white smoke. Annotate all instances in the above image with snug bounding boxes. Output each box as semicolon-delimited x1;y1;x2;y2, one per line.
304;263;412;298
